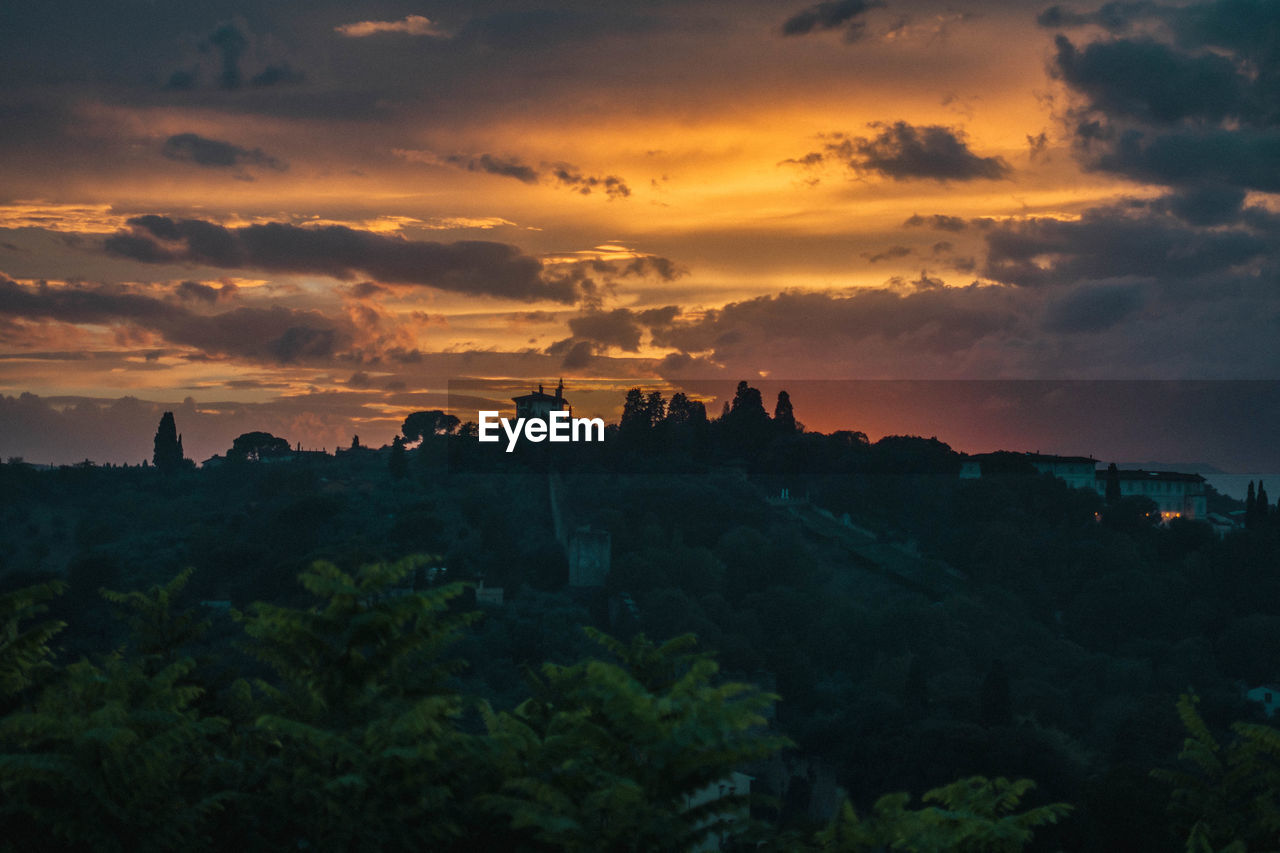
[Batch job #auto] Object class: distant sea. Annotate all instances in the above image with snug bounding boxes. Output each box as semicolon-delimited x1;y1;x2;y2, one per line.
1201;474;1280;502
1118;462;1278;502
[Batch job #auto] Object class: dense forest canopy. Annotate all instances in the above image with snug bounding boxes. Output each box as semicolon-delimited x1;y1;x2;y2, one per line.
1;383;1278;851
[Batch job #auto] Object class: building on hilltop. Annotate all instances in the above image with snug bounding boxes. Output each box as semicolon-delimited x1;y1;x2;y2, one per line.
1093;468;1206;521
513;378;571;420
960;451;1207;520
960;452;1097;490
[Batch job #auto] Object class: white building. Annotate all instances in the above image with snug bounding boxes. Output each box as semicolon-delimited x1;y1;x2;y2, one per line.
960;452;1208;521
960;452;1097;490
1095;469;1207;521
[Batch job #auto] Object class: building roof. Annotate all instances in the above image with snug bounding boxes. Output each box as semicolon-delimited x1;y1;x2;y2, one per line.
1028;454;1097;465
966;451;1096;465
512;390;564;403
1095;468;1205;483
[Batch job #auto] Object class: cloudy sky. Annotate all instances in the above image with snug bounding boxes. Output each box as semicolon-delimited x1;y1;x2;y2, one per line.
2;0;1279;465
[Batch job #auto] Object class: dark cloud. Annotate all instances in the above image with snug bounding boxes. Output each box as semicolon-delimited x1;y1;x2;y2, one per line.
595;256;684;282
559;339;597;369
1042;281;1145;332
781;0;883;40
161;20;302;94
162;133;287;172
174;280;220;303
0;274;352;364
103;216;573;302
444;153;541;185
1036;2;1162;32
455;8;665;51
349;281;389;299
982;203;1272;288
904;213;968;231
550;165;631;199
1053;35;1248;125
553;304;679;359
1027;131;1049;161
1050;1;1280;200
848;122;1011;181
436;153;631;198
865;245;912;263
1092;126;1280;194
250;64;304;87
794;123;1009;182
651;288;1016;359
208;22;249;90
1161;184;1248;226
567;308;645;351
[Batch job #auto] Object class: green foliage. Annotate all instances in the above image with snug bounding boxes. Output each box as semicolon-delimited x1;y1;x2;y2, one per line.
481;629;788;851
1154;693;1280;852
232;556;485;850
236;556;474;717
101;568;208;667
0;579;66;701
0;654;231;852
817;776;1072;852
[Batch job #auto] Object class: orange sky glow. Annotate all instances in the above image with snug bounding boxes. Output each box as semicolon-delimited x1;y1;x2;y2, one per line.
3;0;1279;465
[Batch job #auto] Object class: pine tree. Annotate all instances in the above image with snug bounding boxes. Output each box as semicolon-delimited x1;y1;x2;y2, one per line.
1247;481;1258;530
644;390;667;428
620;388;648;436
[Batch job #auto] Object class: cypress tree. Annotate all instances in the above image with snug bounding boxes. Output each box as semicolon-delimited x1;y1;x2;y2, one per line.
774;390;797;434
388;435;408;479
1105;462;1121;504
152;411;184;474
1247;481;1257;529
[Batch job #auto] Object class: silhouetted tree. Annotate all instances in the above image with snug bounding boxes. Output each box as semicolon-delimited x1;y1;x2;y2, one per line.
402;411;459;443
1258;480;1270;525
644;390;667;427
350;434;361;450
1247;481;1258;530
1105;462;1121;504
152;412;185;474
620;388;647;429
227;431;291;462
723;381;771;453
774;390;797;434
666;392;706;427
388;435;408;479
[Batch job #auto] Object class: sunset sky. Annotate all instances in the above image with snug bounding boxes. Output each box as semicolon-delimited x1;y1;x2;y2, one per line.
2;0;1279;465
